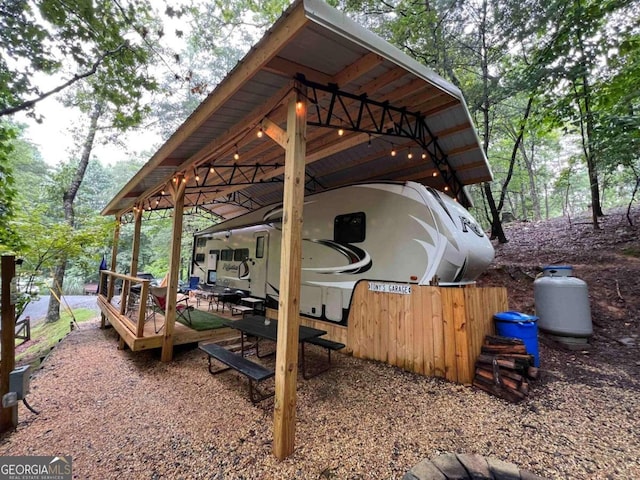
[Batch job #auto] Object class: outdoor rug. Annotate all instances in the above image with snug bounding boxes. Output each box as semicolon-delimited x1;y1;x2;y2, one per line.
177;309;227;331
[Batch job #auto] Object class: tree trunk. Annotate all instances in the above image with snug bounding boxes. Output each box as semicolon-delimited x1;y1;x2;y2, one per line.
519;140;541;221
479;0;507;243
574;22;603;228
46;103;102;322
484;183;508;242
580;73;603;227
46;263;66;322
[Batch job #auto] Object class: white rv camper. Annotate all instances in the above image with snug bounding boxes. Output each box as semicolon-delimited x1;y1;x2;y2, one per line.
192;181;494;324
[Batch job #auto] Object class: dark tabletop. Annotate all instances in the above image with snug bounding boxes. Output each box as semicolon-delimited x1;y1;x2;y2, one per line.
222;315;327;342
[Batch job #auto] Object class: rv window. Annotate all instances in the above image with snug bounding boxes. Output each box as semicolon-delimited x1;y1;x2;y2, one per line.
195;237;207;247
220;249;233;261
194;253;205;263
234;248;249;262
256;236;265;258
334;212;366;243
209;249;220;257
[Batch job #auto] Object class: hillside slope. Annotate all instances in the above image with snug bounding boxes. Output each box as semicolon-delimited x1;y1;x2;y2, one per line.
478;207;640;371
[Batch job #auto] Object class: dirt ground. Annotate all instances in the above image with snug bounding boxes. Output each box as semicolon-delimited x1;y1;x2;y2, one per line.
478;206;640;380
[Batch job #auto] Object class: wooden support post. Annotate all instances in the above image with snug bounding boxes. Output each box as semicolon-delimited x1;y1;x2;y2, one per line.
273;85;307;459
161;175;187;362
136;281;150;338
120;208;142;316
104;217;120;327
0;255;18;432
130;208;142;277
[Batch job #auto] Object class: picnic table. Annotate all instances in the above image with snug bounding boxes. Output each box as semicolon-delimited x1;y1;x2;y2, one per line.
222;315;344;378
222;315;327;356
194;289;238;313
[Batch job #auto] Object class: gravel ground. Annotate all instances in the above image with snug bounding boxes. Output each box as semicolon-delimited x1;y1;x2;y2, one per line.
0;320;638;479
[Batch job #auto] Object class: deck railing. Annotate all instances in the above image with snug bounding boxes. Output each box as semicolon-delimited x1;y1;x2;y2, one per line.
99;270;151;338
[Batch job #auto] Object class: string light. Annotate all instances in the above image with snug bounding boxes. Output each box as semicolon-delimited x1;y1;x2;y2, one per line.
233;145;239;160
407;150;413;159
444;186;449;191
257;127;263;138
161;190;165;195
209;166;215;174
182;177;187;183
391;145;397;157
296;101;303;111
421;152;427;159
194;170;200;182
432;171;438;177
338;128;344;136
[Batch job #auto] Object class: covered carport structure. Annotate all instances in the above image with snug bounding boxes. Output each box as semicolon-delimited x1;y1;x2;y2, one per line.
100;0;495;458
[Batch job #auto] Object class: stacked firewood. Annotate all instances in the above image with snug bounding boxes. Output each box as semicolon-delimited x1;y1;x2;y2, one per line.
473;335;540;403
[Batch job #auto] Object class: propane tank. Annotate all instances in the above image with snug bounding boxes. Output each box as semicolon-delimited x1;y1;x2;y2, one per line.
534;266;592;346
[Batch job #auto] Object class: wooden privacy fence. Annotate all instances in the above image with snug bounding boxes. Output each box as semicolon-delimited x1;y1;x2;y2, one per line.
298;283;508;385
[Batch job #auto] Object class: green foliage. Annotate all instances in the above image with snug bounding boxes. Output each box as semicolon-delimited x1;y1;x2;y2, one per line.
0;0;162;120
0;123;19;248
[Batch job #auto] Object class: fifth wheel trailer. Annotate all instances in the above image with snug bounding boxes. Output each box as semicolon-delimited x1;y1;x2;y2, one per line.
191;181;494;325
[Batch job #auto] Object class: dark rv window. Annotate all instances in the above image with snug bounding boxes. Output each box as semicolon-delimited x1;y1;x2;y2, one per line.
194;253;205;262
234;248;249;262
256;236;265;258
209;249;219;257
195;237;207;247
220;249;233;261
334;212;366;243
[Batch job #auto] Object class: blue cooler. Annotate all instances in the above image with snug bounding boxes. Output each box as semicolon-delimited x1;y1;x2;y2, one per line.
494;311;540;367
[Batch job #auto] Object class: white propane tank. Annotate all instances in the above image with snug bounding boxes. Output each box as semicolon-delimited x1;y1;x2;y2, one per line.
534;266;593;345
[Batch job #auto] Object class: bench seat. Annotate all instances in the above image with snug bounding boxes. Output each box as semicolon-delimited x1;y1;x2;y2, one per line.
199;343;274;403
231;305;254;317
301;337;346;379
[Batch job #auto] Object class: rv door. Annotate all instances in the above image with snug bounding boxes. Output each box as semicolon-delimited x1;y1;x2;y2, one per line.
207;249;219;285
250;232;269;298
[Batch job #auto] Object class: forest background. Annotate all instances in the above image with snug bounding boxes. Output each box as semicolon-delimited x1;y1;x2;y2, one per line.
1;0;639;322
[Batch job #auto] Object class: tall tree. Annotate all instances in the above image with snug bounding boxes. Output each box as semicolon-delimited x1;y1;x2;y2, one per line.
502;0;639;228
0;0;167;118
46;102;103;322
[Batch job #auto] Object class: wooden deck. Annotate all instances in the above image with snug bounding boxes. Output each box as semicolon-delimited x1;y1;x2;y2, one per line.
97;294;236;351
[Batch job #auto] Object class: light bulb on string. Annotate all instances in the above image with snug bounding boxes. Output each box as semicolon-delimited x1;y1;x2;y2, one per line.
233;145;240;161
421;153;427;159
391;145;397;157
257;127;263;138
408;150;413;159
338;128;344;136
